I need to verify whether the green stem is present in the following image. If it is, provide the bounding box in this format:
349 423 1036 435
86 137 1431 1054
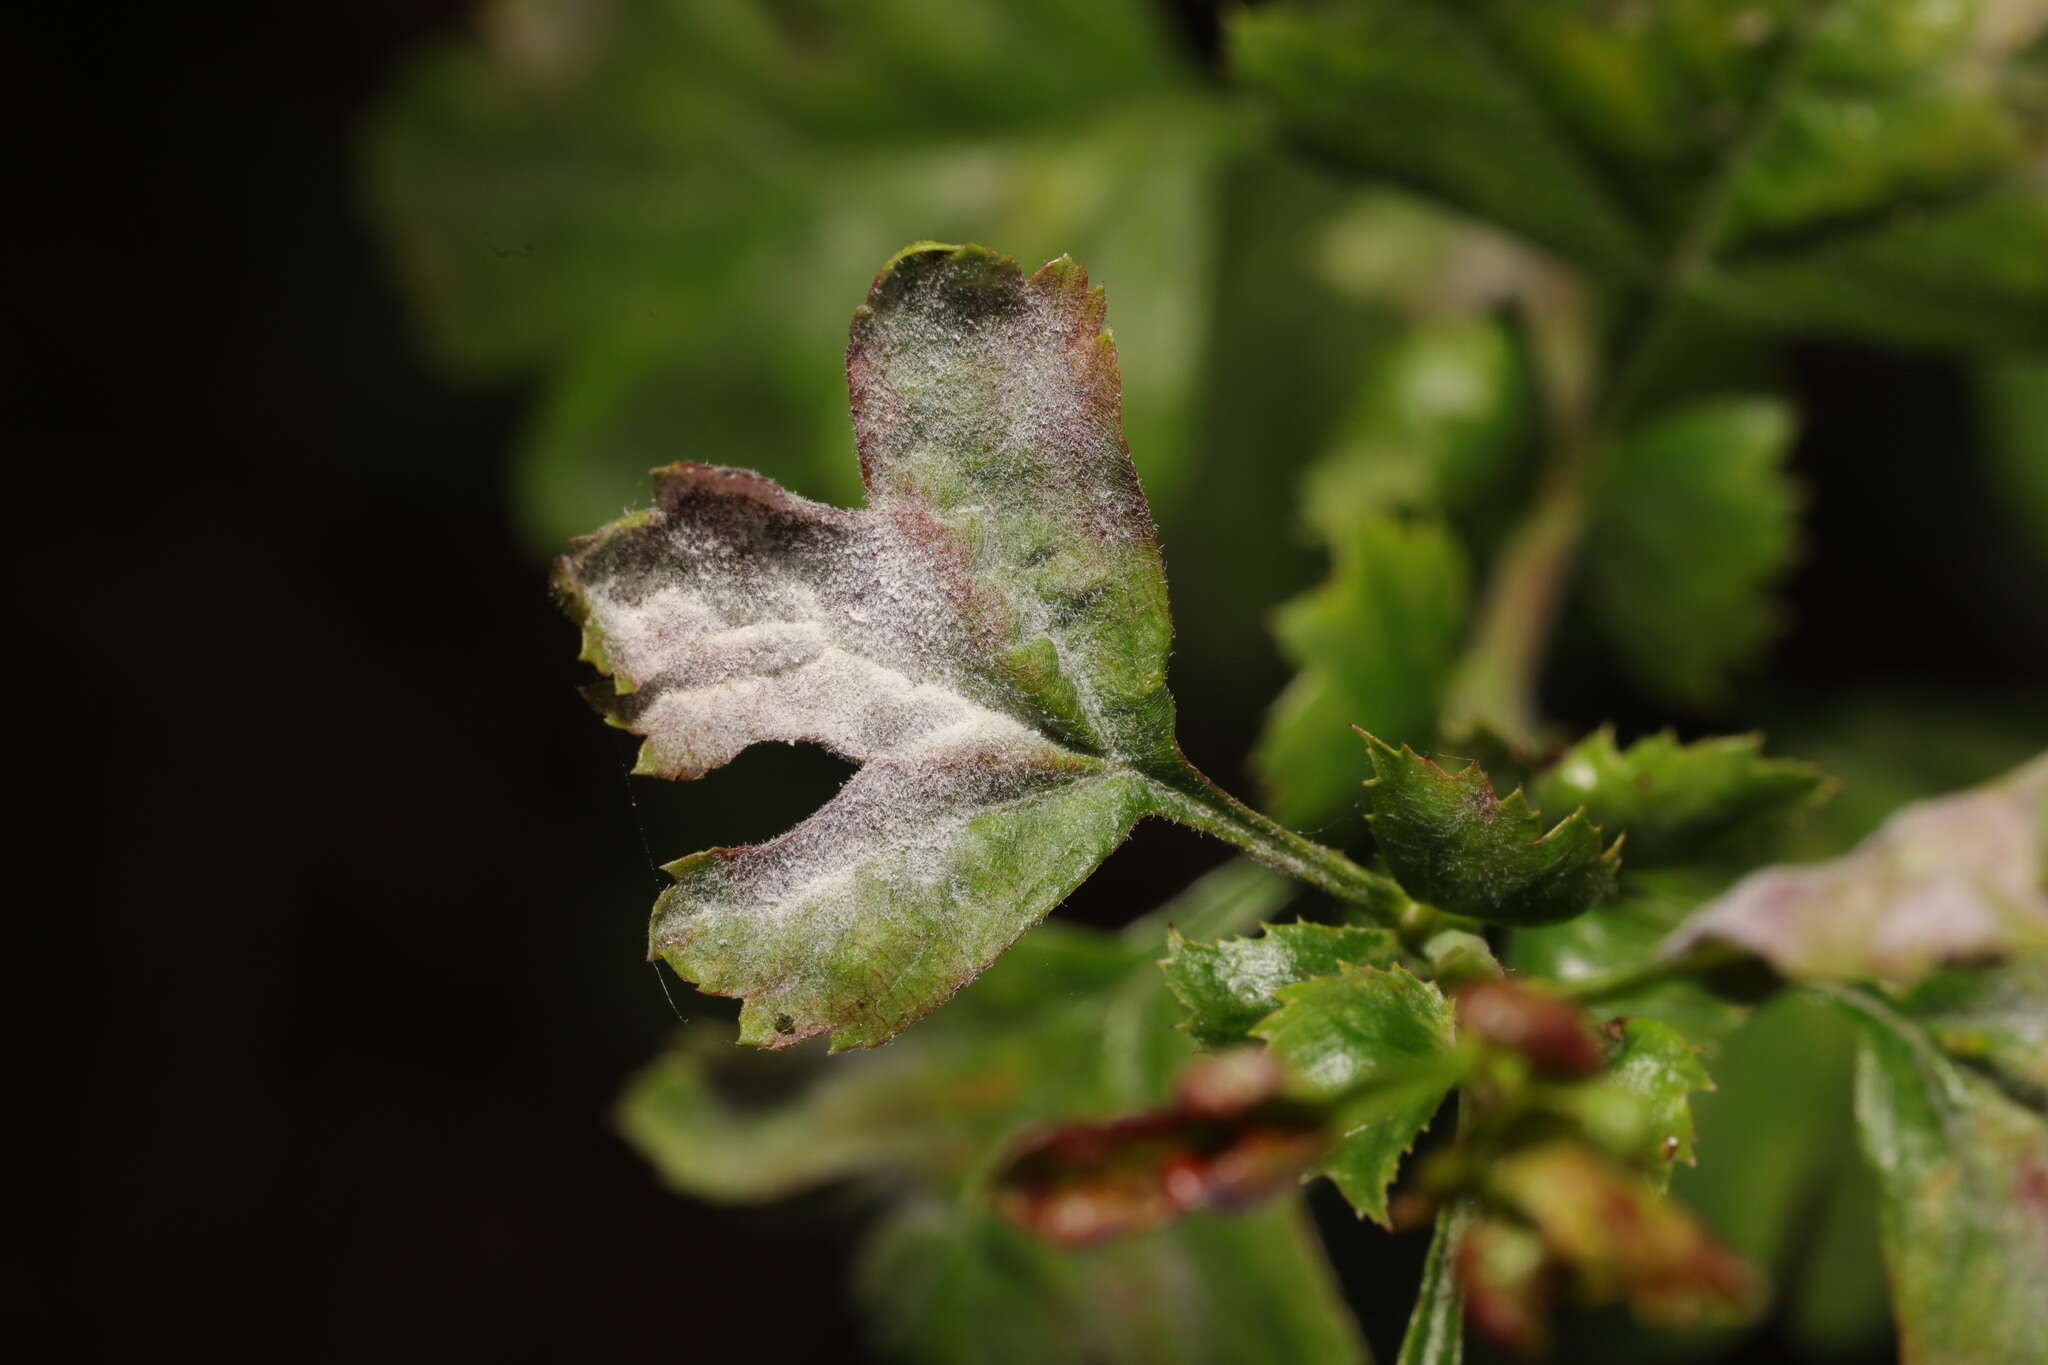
1147 762 1423 931
1441 477 1588 749
1397 1201 1473 1365
1441 16 1826 749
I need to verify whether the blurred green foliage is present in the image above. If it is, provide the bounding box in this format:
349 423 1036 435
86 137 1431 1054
368 2 2048 1362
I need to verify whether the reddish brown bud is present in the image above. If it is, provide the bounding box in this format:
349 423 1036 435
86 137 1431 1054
993 1050 1327 1246
1456 978 1606 1078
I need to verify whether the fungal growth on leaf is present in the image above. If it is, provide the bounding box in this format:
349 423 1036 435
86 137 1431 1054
555 244 1389 1052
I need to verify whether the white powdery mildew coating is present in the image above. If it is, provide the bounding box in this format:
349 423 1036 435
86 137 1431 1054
581 469 1048 779
1666 753 2048 981
849 249 1170 753
558 248 1183 1043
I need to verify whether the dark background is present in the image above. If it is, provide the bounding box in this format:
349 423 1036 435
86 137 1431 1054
25 4 2044 1362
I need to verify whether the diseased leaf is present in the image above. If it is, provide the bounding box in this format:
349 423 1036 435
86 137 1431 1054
993 1050 1328 1245
1599 1018 1715 1186
1161 921 1401 1049
860 1198 1367 1365
1398 1202 1472 1365
1233 0 2048 347
559 244 1279 1049
1481 1141 1763 1337
1364 733 1621 926
1254 964 1462 1223
1893 957 2048 1105
1532 728 1828 866
1584 398 1802 708
1664 753 2048 985
1832 987 2048 1365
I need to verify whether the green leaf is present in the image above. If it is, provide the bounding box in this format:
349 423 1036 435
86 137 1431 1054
622 862 1368 1365
618 1027 928 1202
1162 922 1402 1049
1363 733 1621 926
1531 728 1828 866
1977 352 2048 560
366 0 1227 548
1599 1018 1715 1186
1228 1 1647 269
1832 987 2048 1365
616 862 1291 1204
1397 1203 1471 1365
1255 518 1472 833
1510 869 1750 1045
1665 752 2048 985
1584 398 1802 708
1233 0 2048 347
859 1198 1366 1365
1295 318 1536 535
1254 964 1460 1223
1253 319 1533 830
557 244 1248 1049
1894 957 2048 1105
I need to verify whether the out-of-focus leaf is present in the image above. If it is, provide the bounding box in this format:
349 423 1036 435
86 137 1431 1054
1832 987 2048 1365
1584 398 1801 709
616 862 1293 1202
1398 1202 1472 1365
1649 993 1892 1362
1254 964 1461 1223
1894 957 2048 1104
1364 733 1621 926
1706 188 2048 349
1455 1215 1555 1357
367 0 1228 547
1664 753 2048 985
1233 0 2048 348
1228 1 1647 269
1532 728 1828 866
859 1197 1366 1365
1255 320 1535 831
1481 1142 1764 1338
1598 1018 1714 1186
993 1050 1328 1245
619 1029 927 1201
1454 978 1607 1080
1510 870 1749 1045
1161 921 1400 1049
1255 519 1471 835
1297 319 1535 534
622 861 1366 1363
1978 352 2048 558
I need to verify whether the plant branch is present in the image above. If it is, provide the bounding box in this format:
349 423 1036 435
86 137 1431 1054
1147 762 1426 932
1441 15 1828 750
